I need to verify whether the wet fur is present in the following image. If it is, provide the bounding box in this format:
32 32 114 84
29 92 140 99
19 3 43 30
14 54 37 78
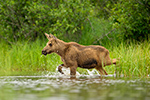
42 33 117 78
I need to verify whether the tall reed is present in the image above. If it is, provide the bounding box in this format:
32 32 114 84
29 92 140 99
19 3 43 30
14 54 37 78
105 41 150 77
0 40 62 76
0 39 149 77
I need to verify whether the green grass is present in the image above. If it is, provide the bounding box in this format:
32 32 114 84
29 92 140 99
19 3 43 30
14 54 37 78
0 39 150 77
0 39 62 76
105 40 150 77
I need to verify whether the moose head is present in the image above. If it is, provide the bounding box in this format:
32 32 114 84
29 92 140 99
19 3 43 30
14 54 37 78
42 33 58 55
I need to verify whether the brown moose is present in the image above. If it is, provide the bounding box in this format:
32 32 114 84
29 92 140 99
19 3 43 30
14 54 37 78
42 33 117 78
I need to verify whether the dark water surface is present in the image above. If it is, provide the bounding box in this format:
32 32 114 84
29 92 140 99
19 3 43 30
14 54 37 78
0 75 150 100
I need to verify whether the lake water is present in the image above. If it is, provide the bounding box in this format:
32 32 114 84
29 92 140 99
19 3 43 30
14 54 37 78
0 69 150 100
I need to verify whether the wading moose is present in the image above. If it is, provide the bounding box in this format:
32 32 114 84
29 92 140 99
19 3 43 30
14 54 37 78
42 33 117 78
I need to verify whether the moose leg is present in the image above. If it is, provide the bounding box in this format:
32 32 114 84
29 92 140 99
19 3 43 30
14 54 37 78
70 66 77 79
96 67 108 75
57 57 66 74
102 67 108 75
58 64 64 74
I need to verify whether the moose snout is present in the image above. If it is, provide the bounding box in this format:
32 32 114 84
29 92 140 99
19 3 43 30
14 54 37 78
42 50 47 55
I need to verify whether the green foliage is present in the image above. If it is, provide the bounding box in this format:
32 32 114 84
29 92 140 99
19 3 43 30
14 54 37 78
0 0 93 42
0 0 149 42
90 0 117 18
79 18 116 46
109 0 150 40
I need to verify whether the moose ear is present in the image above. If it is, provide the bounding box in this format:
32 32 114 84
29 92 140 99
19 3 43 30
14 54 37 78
50 34 57 40
45 33 51 39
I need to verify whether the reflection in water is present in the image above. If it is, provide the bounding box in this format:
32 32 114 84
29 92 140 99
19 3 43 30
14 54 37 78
0 71 150 100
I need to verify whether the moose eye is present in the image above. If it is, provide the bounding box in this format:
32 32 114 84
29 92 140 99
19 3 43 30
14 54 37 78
49 43 52 46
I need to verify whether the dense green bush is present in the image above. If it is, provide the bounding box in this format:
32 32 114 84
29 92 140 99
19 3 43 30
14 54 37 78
90 0 117 19
109 0 150 41
0 0 149 43
0 0 93 42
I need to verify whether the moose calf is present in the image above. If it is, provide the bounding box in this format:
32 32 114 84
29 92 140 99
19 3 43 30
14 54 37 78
42 33 117 78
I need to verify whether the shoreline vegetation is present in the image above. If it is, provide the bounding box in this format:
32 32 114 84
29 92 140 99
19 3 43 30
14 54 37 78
0 39 149 77
0 0 150 78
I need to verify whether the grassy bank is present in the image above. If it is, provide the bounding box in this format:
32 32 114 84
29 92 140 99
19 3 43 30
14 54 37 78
0 40 62 76
105 40 150 77
0 39 149 77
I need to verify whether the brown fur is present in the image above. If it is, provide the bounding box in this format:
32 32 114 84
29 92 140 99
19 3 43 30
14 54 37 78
42 33 117 78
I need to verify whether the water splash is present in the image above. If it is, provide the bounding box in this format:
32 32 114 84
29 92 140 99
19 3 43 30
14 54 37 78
54 66 117 78
40 65 117 78
86 69 99 75
55 66 81 76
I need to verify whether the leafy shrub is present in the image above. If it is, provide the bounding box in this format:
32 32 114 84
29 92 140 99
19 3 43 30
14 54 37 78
109 0 150 41
1 0 149 43
0 0 93 42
